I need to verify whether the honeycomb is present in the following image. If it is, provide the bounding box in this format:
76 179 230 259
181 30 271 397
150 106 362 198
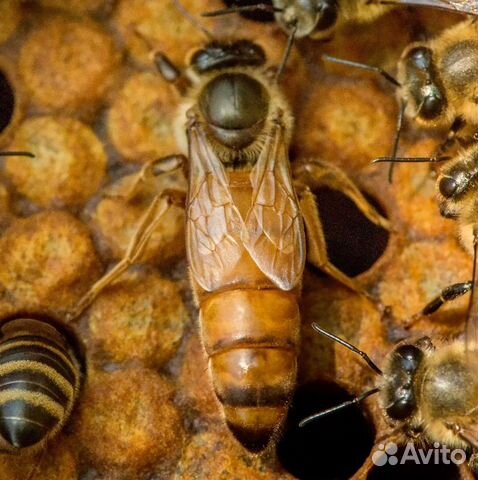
0 1 474 479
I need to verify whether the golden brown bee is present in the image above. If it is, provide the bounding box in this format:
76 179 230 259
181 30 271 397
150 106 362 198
369 22 478 302
375 139 478 260
395 20 478 140
69 34 388 452
300 282 478 471
204 0 478 43
358 22 478 311
0 316 82 454
436 143 478 253
327 19 478 181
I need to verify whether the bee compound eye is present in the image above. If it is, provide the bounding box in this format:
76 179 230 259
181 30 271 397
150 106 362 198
316 1 338 30
386 388 416 420
406 46 432 71
439 176 458 198
395 345 423 373
420 94 443 120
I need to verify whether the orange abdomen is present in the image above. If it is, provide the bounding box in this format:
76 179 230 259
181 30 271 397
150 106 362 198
200 288 300 451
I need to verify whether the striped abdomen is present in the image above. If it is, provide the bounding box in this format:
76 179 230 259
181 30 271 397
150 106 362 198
200 289 300 452
0 318 81 452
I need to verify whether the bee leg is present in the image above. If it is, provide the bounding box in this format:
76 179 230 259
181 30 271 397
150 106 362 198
293 159 390 230
404 281 472 328
297 185 374 299
434 117 466 158
113 154 186 202
422 282 472 315
66 189 186 322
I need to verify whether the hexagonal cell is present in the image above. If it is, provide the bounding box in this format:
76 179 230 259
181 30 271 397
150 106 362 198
0 210 102 316
5 116 107 209
277 381 375 480
314 187 390 277
0 58 24 148
19 16 121 116
0 2 473 479
87 269 189 368
74 368 185 476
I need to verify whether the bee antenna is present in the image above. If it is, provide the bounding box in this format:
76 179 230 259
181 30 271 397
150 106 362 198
465 227 478 354
172 0 214 40
0 151 34 158
275 21 297 82
322 54 401 88
387 99 406 183
372 156 450 164
299 387 380 427
202 4 284 17
311 323 383 375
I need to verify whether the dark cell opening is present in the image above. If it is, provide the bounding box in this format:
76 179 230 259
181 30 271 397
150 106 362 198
314 187 389 277
223 0 275 22
368 445 461 480
0 70 14 134
277 381 375 480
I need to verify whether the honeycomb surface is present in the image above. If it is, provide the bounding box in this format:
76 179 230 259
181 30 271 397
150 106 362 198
0 1 473 479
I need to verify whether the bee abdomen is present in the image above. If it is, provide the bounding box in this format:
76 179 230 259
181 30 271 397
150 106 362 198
212 347 297 451
201 289 300 451
0 318 81 451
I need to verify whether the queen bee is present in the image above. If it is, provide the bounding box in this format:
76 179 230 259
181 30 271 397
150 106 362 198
69 29 388 451
204 0 478 45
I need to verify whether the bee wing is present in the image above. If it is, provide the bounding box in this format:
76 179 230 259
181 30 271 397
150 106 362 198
244 117 306 290
383 0 478 15
186 120 245 292
466 240 478 358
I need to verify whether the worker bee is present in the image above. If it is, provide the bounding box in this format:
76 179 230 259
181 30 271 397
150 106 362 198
327 19 478 181
375 142 478 316
300 267 478 472
0 152 85 456
436 143 478 255
68 24 388 451
367 20 478 304
0 315 83 454
203 0 478 44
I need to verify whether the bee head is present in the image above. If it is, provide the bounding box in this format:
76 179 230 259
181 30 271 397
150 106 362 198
382 339 431 421
276 0 338 38
437 148 478 218
189 40 270 149
400 46 447 122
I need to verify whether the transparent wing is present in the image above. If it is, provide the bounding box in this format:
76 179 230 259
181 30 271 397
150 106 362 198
383 0 478 15
466 237 478 361
244 116 306 291
186 120 245 292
